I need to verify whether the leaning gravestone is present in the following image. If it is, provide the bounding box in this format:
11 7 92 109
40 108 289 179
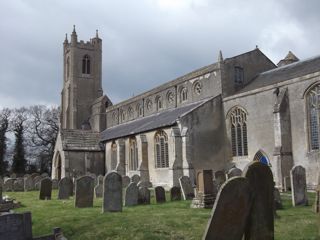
125 182 139 206
243 161 274 240
122 176 130 188
290 165 308 206
131 174 140 184
75 176 94 208
58 177 73 199
103 172 122 212
170 186 181 201
95 183 103 198
203 177 253 240
138 187 150 204
24 176 34 191
155 186 166 203
179 176 195 200
215 170 226 189
39 178 52 200
227 167 242 178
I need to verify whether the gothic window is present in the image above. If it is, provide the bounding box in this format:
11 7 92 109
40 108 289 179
234 66 244 87
167 91 174 104
146 99 153 111
111 142 117 170
180 87 188 103
82 55 91 74
193 81 202 95
155 130 169 168
229 107 248 156
156 96 163 111
120 110 126 122
136 104 143 117
129 137 139 171
307 84 320 150
128 107 134 120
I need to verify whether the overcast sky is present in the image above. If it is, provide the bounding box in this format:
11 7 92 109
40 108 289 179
0 0 320 108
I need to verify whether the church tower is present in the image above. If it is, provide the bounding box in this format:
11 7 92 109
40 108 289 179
61 26 103 129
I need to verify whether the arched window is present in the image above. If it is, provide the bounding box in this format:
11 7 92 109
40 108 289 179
306 84 320 150
66 57 70 79
120 110 125 122
128 107 134 120
156 96 163 111
111 142 117 170
253 150 269 166
82 55 91 74
229 107 248 156
155 130 169 168
193 81 202 95
180 87 188 103
136 104 143 117
129 137 138 171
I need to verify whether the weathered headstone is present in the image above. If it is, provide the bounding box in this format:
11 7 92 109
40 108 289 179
138 187 150 204
24 176 34 191
3 178 15 192
122 176 130 188
52 179 59 189
227 167 242 178
58 177 73 199
191 170 215 208
131 174 140 184
215 170 226 189
155 186 166 203
170 186 181 201
0 212 32 240
179 176 195 200
103 172 122 212
39 178 52 200
13 178 24 192
75 176 94 208
243 161 274 240
290 165 308 206
95 183 103 198
203 177 253 240
125 182 139 206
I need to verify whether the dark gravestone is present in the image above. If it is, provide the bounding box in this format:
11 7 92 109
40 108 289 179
170 186 181 201
103 172 122 212
155 186 166 203
227 167 242 178
122 176 130 188
243 161 274 240
0 212 32 240
131 174 140 184
191 170 215 208
215 170 226 189
179 176 195 200
138 187 150 204
39 178 52 200
290 165 308 206
75 176 94 208
58 177 73 200
125 182 139 206
203 177 253 240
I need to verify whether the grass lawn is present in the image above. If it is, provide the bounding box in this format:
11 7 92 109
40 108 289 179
3 190 320 240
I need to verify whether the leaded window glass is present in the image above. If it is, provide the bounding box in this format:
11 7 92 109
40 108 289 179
230 107 248 156
307 84 320 150
155 130 169 168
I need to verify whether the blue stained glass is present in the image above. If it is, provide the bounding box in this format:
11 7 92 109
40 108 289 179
260 156 269 165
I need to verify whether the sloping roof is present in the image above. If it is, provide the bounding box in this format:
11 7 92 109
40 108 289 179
61 129 102 151
238 55 320 94
100 99 211 142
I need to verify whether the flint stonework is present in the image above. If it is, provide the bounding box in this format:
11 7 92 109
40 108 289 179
75 176 94 208
103 172 122 212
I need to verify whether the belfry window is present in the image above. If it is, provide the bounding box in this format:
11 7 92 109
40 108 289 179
180 87 188 103
82 55 91 74
307 84 320 150
155 130 169 168
229 107 248 156
129 137 139 171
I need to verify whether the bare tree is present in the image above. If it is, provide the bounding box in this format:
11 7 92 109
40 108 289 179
0 108 11 175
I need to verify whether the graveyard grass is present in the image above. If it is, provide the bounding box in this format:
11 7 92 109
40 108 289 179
4 191 320 240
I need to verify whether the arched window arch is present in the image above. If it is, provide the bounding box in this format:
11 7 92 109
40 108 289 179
253 150 270 166
155 130 169 168
82 55 91 74
229 107 248 156
180 87 188 103
129 137 138 171
111 141 117 170
156 96 163 111
306 83 320 150
66 57 70 79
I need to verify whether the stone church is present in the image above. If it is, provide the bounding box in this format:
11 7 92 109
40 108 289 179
52 27 320 190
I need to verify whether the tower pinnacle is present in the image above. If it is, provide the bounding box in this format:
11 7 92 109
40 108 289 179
96 29 99 38
218 50 223 62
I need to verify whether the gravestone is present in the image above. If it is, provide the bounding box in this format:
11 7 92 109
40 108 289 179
215 170 226 189
137 181 152 188
131 174 140 184
13 178 24 192
95 183 103 198
313 185 320 213
58 177 73 199
138 187 151 204
39 178 52 200
243 161 274 240
0 212 32 240
290 165 308 206
125 182 139 206
227 167 242 178
274 187 283 210
103 172 122 212
87 173 97 185
24 176 34 191
179 176 195 200
122 176 130 188
155 186 166 203
3 178 15 192
75 176 94 208
52 179 59 189
203 177 253 240
191 170 215 208
41 172 49 178
34 176 42 186
170 186 181 201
